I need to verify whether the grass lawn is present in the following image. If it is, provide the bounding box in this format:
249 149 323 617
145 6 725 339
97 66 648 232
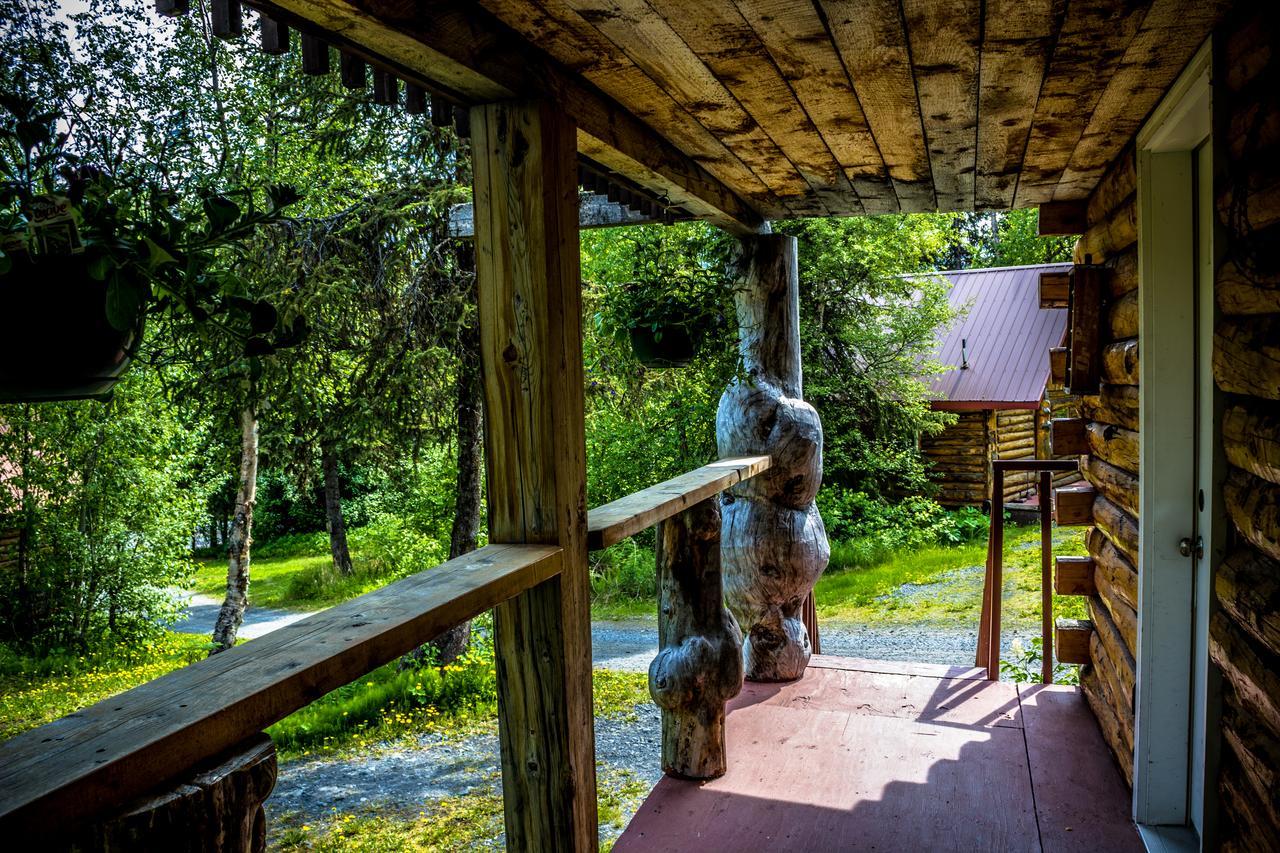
815 523 1089 631
190 554 377 612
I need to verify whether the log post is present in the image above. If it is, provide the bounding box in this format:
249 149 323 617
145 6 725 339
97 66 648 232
650 496 744 779
79 735 276 852
717 234 830 682
471 99 596 851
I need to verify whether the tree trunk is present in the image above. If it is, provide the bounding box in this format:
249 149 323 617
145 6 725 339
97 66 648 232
212 408 259 654
429 319 483 665
321 442 354 576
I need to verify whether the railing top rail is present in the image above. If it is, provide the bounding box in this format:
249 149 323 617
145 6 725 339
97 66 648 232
0 543 563 839
586 455 771 551
991 458 1080 473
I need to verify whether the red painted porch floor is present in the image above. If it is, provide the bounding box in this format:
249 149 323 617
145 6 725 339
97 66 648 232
614 655 1141 852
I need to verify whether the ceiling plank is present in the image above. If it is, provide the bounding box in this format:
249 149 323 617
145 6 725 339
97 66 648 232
901 0 982 212
731 0 897 214
1055 0 1231 199
974 0 1062 210
1012 0 1150 207
255 0 765 232
477 0 784 215
645 0 859 216
559 0 826 215
819 0 935 212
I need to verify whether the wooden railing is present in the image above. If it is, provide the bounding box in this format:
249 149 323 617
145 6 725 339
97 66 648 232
975 458 1080 682
0 544 562 840
0 456 770 843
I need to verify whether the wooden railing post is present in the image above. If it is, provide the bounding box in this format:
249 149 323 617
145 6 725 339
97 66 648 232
471 99 597 851
650 496 743 779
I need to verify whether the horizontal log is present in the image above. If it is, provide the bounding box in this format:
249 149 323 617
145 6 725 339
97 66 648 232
1082 384 1138 432
1107 291 1138 341
996 440 1035 455
1055 618 1092 665
1087 526 1138 613
1220 684 1280 839
1224 404 1280 486
1094 574 1137 659
1220 739 1280 849
1075 195 1136 264
1218 255 1280 315
1107 247 1138 298
1086 422 1138 475
1215 315 1280 401
1093 495 1139 565
1089 596 1135 705
1050 418 1088 456
1217 162 1280 234
587 456 770 550
1054 556 1095 596
1101 339 1138 386
1054 484 1096 526
1211 609 1280 737
1216 545 1280 658
1080 664 1133 786
1082 455 1138 518
0 543 564 838
1040 271 1070 308
1223 8 1277 93
1224 466 1280 563
1087 152 1136 228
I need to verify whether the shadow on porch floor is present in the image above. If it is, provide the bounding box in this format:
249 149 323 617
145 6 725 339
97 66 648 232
614 655 1140 852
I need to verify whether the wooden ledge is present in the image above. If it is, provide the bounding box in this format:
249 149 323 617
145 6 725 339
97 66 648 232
0 543 562 840
587 456 771 550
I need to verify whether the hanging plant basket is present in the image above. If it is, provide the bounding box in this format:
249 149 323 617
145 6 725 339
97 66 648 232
0 251 143 402
629 324 697 368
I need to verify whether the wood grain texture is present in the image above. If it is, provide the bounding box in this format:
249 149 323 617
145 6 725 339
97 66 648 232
1054 483 1096 525
1211 609 1280 738
650 497 744 779
1067 264 1104 395
1054 556 1095 596
1082 383 1139 432
901 0 981 211
975 0 1061 209
1037 201 1087 236
1224 404 1280 486
1055 618 1092 665
471 100 596 851
1087 526 1138 613
0 544 562 840
1215 315 1280 400
1049 417 1087 455
731 0 895 213
1218 254 1280 315
587 456 770 550
1082 455 1138 518
820 0 934 209
1093 493 1139 565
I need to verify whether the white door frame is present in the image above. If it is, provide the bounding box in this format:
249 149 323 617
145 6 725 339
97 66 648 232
1133 39 1213 842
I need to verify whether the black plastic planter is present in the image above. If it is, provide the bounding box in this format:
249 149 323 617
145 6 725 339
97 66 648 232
0 254 142 402
629 324 697 368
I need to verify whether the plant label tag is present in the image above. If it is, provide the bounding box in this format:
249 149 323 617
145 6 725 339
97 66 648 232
27 194 83 256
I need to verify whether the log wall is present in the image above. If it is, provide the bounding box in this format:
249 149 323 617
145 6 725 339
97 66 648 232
1072 143 1140 783
922 406 1050 507
1212 8 1280 849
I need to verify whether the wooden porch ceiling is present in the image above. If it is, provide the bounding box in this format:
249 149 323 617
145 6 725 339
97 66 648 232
256 0 1229 229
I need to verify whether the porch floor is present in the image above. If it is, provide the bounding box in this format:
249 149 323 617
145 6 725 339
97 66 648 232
614 655 1140 852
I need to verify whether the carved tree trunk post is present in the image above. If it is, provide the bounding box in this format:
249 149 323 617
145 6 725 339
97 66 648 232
649 495 743 779
717 234 830 682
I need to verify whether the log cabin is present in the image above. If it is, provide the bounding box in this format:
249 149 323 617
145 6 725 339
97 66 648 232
920 263 1079 507
0 1 1276 851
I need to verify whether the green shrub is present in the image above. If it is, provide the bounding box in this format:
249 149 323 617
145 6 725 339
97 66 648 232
590 539 656 617
1000 636 1081 685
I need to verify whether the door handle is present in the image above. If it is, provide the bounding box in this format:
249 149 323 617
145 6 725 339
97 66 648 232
1179 536 1204 559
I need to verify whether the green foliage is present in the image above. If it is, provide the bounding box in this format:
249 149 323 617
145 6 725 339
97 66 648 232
0 371 213 654
818 488 988 552
590 539 658 620
1000 636 1081 685
0 631 209 740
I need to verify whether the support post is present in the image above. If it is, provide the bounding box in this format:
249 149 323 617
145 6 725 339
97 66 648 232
650 496 743 779
471 99 597 851
717 235 830 682
1040 470 1053 684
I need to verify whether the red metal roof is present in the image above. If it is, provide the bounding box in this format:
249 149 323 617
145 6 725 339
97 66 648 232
922 263 1071 409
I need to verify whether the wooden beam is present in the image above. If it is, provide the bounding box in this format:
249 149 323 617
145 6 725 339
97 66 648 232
1054 483 1097 525
252 0 763 234
1039 270 1070 308
1049 417 1088 455
587 456 771 551
0 544 562 841
1038 200 1088 235
471 99 597 850
1054 555 1097 596
1055 618 1093 664
449 192 671 238
1068 263 1105 395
